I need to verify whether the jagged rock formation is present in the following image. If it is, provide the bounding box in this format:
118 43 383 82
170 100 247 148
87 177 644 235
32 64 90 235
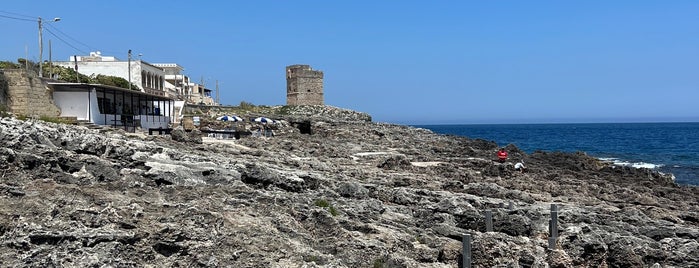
0 112 697 267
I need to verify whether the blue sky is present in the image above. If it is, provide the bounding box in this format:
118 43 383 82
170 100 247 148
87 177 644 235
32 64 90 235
1 1 698 124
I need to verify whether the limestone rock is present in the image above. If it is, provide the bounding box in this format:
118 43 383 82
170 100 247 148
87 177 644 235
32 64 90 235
0 114 697 267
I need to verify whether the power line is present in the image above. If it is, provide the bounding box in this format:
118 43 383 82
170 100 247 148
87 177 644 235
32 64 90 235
1 10 96 58
44 27 88 55
0 10 34 19
44 23 95 52
42 21 125 56
0 13 34 22
1 10 125 58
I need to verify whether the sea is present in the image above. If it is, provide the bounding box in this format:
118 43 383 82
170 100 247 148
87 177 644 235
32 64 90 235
414 122 699 187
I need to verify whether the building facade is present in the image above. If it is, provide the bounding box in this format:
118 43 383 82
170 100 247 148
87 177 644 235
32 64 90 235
54 52 215 106
286 64 323 106
54 52 166 96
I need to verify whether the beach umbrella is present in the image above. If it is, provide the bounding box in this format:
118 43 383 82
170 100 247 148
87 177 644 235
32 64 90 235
253 117 276 123
217 115 243 122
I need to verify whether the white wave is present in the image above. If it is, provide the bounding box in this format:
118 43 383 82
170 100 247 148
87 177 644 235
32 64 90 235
597 157 663 169
615 160 663 169
628 162 663 169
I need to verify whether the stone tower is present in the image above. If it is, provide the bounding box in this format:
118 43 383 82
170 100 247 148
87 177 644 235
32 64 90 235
286 64 323 106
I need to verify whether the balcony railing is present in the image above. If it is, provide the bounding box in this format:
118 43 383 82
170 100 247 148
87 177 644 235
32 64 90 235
143 87 165 96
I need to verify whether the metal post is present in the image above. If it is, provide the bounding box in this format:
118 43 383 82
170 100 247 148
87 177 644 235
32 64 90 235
549 204 558 249
38 17 43 77
128 50 132 91
462 234 471 268
485 209 493 232
88 88 91 123
113 89 117 128
73 55 79 83
38 17 60 77
48 40 52 79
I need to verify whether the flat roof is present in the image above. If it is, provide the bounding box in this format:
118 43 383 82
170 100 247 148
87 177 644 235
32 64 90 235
48 82 174 100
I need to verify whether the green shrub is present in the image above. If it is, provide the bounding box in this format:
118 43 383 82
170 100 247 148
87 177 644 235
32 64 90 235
314 199 330 208
303 255 318 262
373 258 384 268
93 74 139 90
239 101 256 110
314 199 338 216
49 65 92 83
277 105 292 115
0 104 9 117
39 116 73 124
0 61 20 69
328 206 338 216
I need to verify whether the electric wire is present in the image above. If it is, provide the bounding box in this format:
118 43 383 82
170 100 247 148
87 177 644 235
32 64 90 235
0 10 33 18
0 13 34 22
3 10 129 59
0 10 34 19
44 23 95 53
44 27 89 55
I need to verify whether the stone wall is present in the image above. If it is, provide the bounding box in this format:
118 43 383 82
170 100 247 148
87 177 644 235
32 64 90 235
286 64 324 106
0 69 61 117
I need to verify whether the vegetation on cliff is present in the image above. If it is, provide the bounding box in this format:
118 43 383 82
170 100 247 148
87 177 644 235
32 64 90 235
1 59 139 90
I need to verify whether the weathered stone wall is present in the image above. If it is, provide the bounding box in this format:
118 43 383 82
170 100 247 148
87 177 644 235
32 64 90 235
286 64 324 106
0 69 61 117
0 71 7 108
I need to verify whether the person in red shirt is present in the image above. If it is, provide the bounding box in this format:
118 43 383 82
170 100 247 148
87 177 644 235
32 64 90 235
497 148 508 163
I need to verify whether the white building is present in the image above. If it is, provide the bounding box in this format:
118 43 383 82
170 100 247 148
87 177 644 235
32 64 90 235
153 63 216 105
152 63 189 99
54 51 166 96
49 82 174 131
53 52 216 124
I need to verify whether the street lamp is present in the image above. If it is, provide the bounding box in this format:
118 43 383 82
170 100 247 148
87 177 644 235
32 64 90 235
38 17 61 77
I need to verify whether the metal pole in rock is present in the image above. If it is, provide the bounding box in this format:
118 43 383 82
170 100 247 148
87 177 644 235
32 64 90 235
548 204 558 249
485 209 493 232
462 234 471 268
508 201 513 210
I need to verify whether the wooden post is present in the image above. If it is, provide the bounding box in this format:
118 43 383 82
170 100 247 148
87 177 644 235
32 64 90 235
549 204 558 249
462 234 471 268
485 209 493 232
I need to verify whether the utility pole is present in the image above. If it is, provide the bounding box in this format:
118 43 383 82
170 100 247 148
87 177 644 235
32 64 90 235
48 40 52 79
74 55 79 83
38 17 60 77
38 17 43 77
128 50 132 90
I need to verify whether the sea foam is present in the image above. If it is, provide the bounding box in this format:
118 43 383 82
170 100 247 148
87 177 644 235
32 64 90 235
599 157 663 169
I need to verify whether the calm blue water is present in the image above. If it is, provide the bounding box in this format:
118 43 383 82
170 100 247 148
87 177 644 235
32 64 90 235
415 123 699 186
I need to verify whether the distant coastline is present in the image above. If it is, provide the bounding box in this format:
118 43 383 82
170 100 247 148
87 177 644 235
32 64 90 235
397 117 699 126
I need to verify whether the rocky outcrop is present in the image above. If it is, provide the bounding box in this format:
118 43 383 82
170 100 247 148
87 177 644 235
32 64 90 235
170 126 203 144
0 114 697 267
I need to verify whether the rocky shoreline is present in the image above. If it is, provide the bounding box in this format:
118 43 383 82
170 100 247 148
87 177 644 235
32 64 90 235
0 108 697 267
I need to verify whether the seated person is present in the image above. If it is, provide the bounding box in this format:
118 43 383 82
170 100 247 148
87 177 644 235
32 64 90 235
497 148 508 163
514 161 527 173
